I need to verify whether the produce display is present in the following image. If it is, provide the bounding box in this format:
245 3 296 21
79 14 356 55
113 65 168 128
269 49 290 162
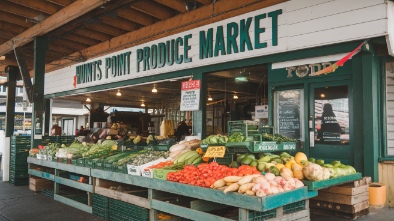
200 134 228 145
166 162 260 187
261 133 297 143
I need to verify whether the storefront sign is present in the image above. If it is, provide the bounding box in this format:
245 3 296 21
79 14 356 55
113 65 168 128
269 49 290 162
255 105 268 118
180 80 200 111
204 146 226 158
286 62 332 78
73 9 283 88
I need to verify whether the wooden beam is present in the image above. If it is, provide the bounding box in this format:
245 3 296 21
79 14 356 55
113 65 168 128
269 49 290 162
131 1 175 20
85 22 126 37
74 28 113 42
196 0 212 5
51 38 90 51
117 7 157 26
63 33 101 46
14 46 34 102
9 0 62 15
0 11 34 28
0 1 44 19
46 0 74 7
0 0 107 56
0 21 27 35
45 0 287 72
100 15 140 32
155 0 187 13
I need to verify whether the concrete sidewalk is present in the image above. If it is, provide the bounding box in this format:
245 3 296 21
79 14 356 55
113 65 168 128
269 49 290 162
1 177 394 221
0 180 103 221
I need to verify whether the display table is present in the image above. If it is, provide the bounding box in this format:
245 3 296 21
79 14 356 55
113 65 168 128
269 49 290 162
28 157 317 221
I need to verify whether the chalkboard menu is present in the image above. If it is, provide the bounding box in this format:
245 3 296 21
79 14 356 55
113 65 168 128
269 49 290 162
277 90 301 139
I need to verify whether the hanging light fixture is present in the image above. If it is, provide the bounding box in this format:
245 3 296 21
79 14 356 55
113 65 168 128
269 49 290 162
152 84 157 93
208 95 213 101
86 97 91 102
141 101 145 107
116 89 121 96
233 94 238 99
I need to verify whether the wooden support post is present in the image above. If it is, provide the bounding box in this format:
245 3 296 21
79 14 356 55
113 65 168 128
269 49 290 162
5 66 18 137
31 36 48 147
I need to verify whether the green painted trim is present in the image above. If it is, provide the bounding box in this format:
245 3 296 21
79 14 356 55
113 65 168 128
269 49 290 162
54 176 93 192
361 51 379 182
54 194 92 214
27 157 91 176
192 72 206 138
379 157 394 161
28 169 55 181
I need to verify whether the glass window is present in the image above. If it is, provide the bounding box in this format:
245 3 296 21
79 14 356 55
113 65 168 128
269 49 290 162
274 89 304 140
314 85 349 145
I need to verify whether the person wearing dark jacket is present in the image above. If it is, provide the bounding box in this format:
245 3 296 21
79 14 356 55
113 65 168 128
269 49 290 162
318 103 342 142
175 119 189 141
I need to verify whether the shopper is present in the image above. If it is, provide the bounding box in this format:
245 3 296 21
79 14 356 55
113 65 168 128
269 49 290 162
50 123 61 136
175 119 189 141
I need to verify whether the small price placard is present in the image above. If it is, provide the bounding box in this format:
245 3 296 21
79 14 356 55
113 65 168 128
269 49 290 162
203 146 226 158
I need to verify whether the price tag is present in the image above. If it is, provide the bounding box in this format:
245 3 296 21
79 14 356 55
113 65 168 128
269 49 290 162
203 146 226 158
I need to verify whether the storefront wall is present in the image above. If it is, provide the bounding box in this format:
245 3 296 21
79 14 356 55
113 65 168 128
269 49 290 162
42 0 389 181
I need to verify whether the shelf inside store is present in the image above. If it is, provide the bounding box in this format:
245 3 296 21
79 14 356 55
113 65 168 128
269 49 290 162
27 157 90 176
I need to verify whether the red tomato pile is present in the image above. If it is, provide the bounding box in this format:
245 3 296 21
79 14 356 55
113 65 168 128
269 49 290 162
166 162 260 188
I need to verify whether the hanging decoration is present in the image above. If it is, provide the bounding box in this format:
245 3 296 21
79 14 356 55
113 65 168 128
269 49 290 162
312 40 368 76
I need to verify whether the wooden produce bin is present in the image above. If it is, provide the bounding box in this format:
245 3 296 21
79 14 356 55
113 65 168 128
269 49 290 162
29 176 54 192
310 177 371 220
94 178 150 209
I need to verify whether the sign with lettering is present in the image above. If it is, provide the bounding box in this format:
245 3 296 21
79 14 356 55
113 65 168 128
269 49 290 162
255 105 269 118
180 80 200 111
203 146 226 158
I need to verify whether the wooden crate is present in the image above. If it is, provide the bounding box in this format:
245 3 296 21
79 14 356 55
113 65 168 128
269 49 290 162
378 162 394 207
310 177 370 219
94 178 150 209
29 176 54 192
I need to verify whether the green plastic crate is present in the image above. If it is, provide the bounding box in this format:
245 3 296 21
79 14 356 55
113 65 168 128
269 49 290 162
109 198 149 221
248 208 276 221
283 200 305 214
77 158 85 166
9 177 29 186
95 160 105 170
70 159 78 165
92 193 109 219
61 193 89 205
104 162 114 171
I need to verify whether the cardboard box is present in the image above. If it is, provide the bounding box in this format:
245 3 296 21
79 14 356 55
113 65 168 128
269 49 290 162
29 177 53 186
29 183 53 192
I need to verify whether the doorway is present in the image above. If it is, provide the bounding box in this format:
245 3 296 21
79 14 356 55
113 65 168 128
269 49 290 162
309 83 352 165
273 81 353 165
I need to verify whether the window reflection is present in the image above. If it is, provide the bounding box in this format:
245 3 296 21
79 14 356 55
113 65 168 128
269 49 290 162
314 86 349 145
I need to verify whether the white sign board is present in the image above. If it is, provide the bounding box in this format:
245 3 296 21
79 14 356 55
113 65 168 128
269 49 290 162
180 80 200 111
255 105 269 118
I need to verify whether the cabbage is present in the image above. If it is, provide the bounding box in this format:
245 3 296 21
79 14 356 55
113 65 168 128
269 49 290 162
302 162 324 181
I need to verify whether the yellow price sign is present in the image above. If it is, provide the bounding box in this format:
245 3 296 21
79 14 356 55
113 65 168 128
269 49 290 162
203 146 226 158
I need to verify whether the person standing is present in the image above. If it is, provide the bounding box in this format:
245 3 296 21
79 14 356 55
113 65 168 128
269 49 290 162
51 123 61 136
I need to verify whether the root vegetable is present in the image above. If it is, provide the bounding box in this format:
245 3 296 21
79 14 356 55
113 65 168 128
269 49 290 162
280 168 294 181
253 176 266 183
264 173 275 181
245 190 256 196
238 183 255 193
212 179 226 188
223 183 240 194
238 174 261 185
223 176 243 183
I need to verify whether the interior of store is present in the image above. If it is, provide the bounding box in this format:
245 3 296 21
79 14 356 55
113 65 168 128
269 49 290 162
52 64 268 138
